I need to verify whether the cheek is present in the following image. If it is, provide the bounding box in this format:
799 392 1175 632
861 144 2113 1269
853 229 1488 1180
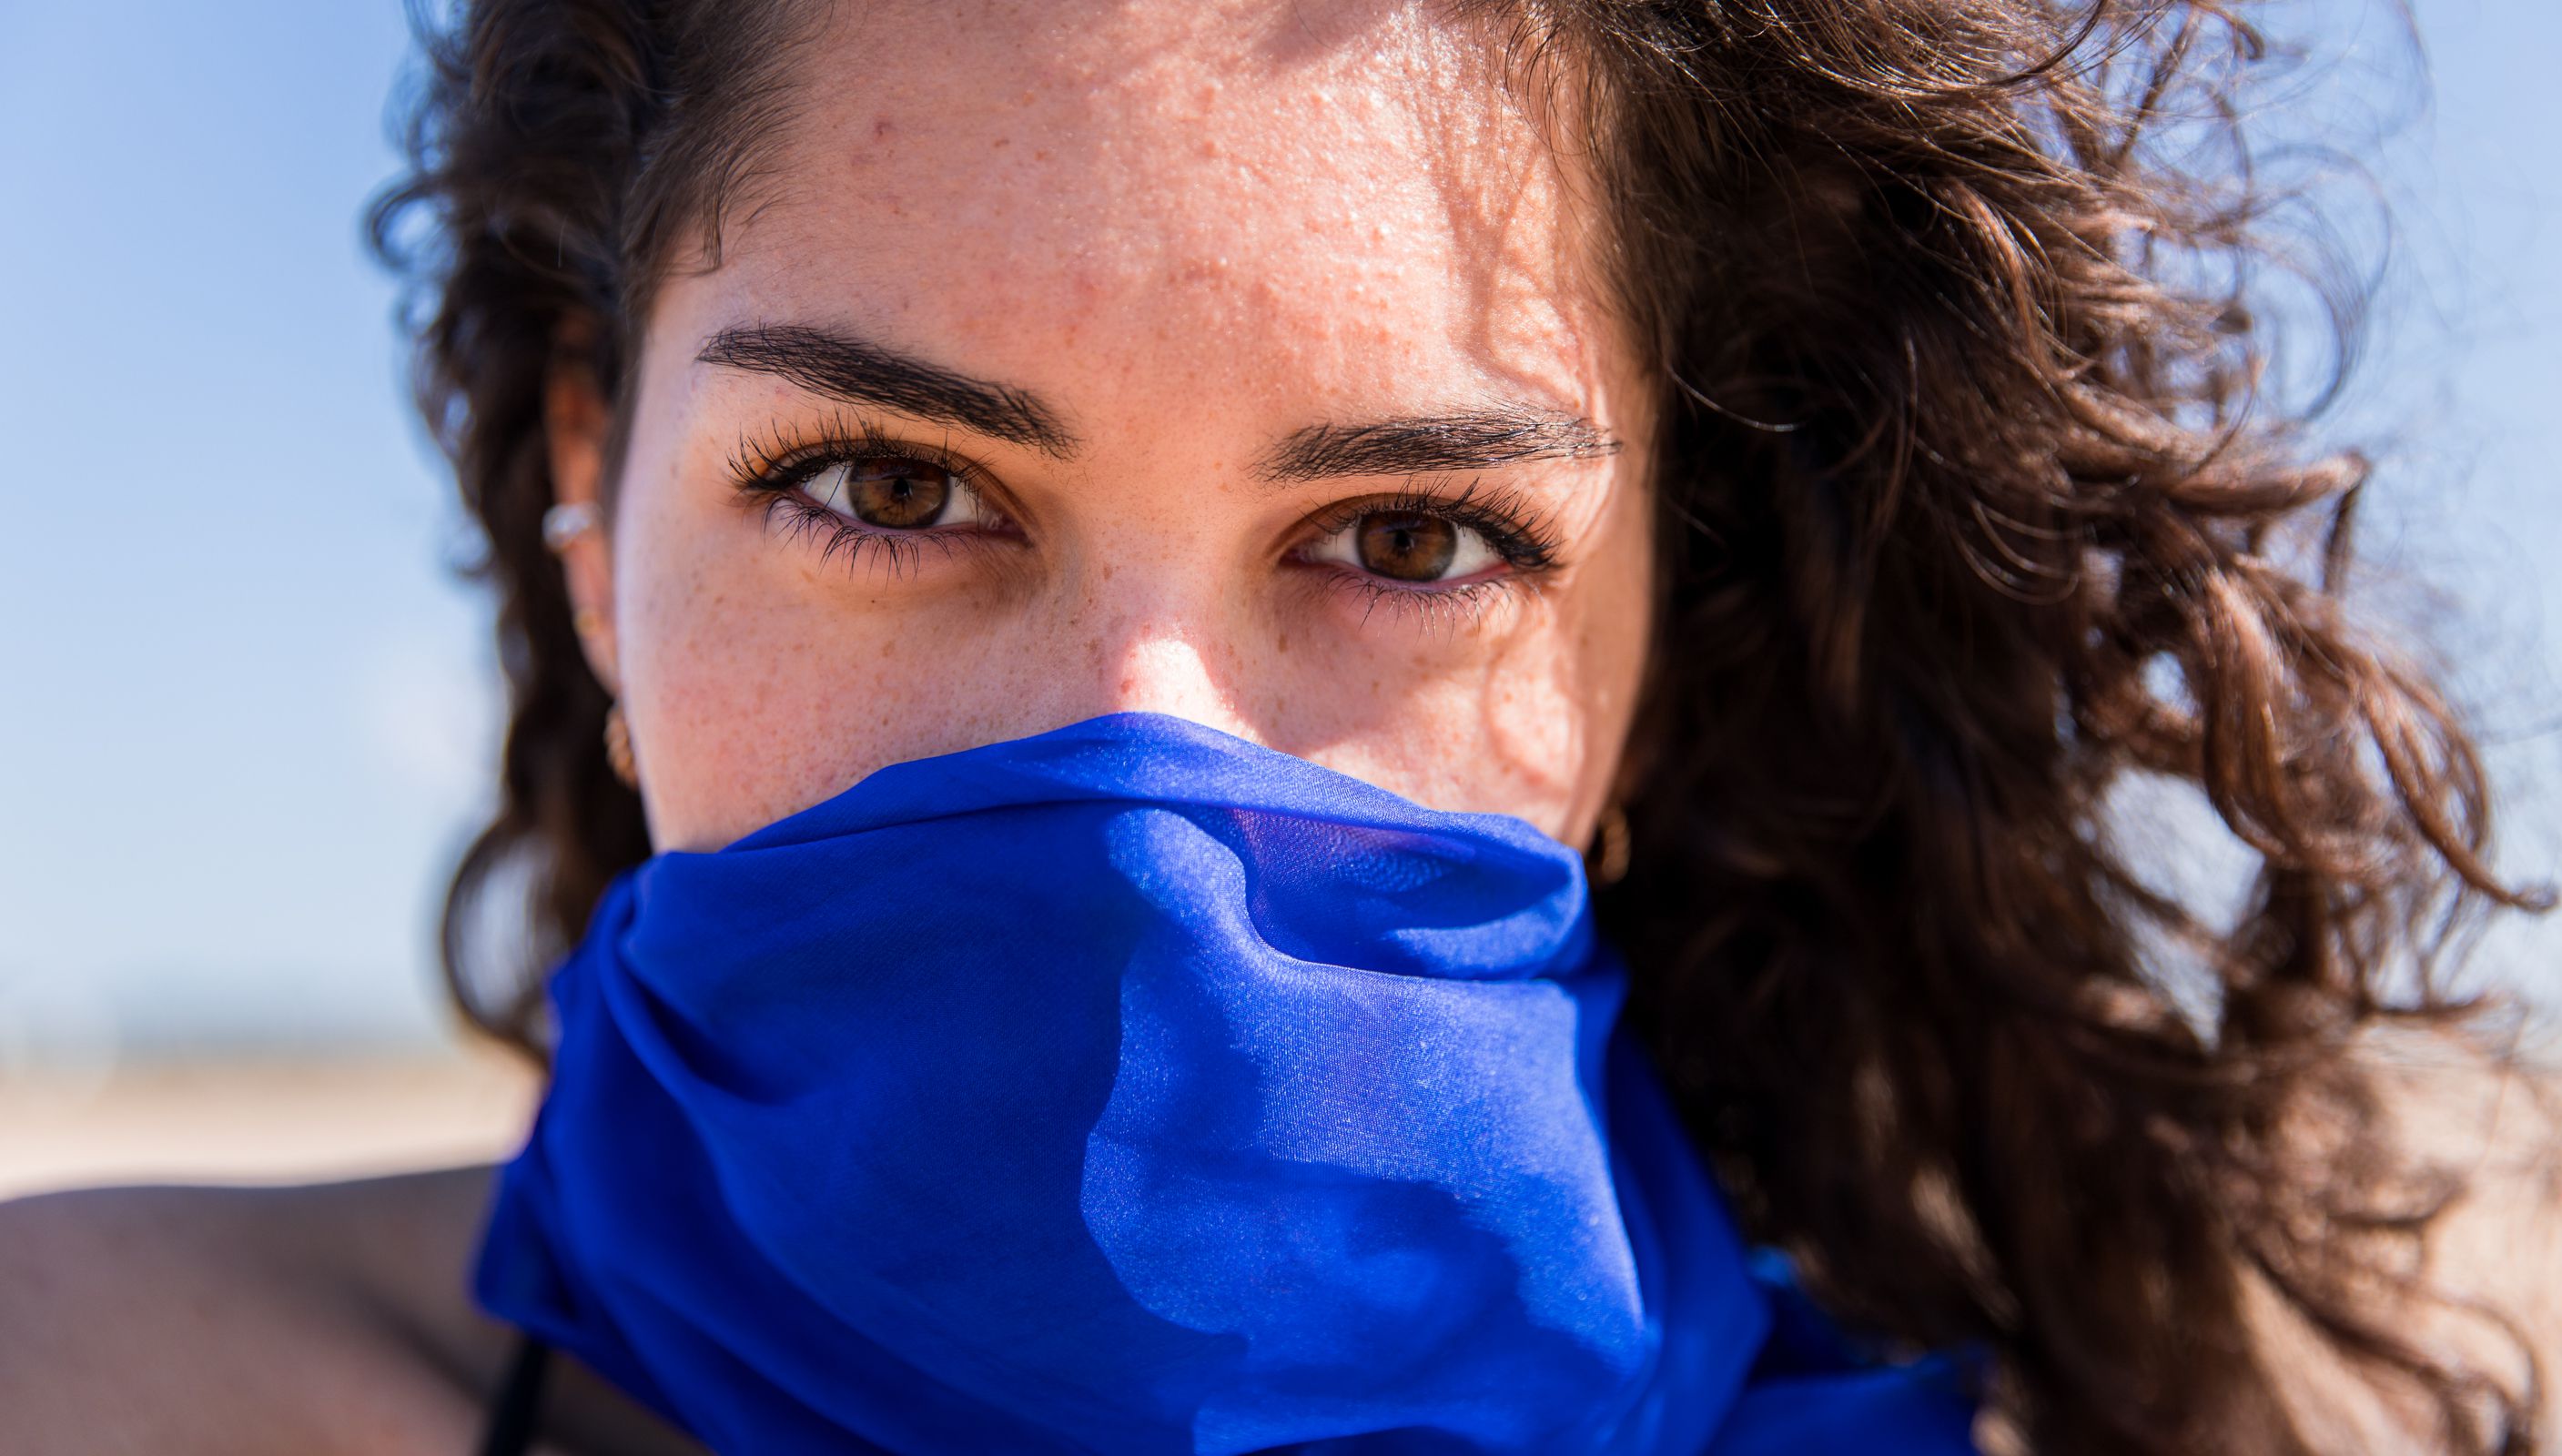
608 453 933 851
1289 490 1654 844
1566 491 1655 818
613 521 839 853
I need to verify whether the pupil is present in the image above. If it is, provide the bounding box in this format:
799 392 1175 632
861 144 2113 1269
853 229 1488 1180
1355 511 1457 581
848 464 951 529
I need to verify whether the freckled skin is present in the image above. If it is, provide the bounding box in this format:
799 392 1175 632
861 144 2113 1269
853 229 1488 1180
552 0 1656 855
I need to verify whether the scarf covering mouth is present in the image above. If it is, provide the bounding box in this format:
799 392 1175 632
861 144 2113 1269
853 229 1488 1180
473 711 1980 1454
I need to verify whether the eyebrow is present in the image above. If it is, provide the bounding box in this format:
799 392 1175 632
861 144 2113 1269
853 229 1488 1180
698 323 1616 481
1255 409 1620 483
695 324 1080 458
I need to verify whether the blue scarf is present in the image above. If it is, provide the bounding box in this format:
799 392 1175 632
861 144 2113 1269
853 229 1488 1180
474 712 1979 1454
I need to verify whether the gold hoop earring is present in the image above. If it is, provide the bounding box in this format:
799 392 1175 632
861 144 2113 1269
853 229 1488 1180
1586 804 1631 888
603 703 639 789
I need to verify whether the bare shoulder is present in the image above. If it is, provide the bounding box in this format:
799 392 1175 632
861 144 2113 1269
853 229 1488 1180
0 1168 515 1456
2305 1036 2562 1445
2387 1034 2562 1378
2263 1030 2562 1445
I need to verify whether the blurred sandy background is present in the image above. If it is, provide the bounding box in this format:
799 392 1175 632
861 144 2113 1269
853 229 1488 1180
0 1048 538 1200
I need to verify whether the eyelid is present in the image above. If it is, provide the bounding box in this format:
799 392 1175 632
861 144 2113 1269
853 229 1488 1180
1291 479 1565 576
724 410 1008 509
804 459 1003 535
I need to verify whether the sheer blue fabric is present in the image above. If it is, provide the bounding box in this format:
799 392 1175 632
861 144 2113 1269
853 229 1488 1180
473 711 1979 1454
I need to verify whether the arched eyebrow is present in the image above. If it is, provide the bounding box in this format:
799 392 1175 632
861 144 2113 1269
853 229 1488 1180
698 322 1618 481
1254 410 1619 483
696 324 1080 458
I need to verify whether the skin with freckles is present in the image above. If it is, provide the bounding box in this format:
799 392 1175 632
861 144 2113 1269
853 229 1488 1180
549 0 1656 855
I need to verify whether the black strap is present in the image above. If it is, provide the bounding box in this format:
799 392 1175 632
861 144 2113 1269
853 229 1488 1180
476 1332 553 1456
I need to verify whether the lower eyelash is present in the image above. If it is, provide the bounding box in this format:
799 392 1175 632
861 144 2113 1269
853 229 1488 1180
758 493 1004 581
1315 570 1526 633
1301 480 1565 574
1291 479 1562 631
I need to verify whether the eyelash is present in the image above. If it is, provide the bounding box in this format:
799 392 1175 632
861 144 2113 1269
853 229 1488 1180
724 414 1017 579
724 417 1567 622
1289 480 1563 627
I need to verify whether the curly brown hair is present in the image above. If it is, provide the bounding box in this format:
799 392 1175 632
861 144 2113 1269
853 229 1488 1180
371 1 2549 1451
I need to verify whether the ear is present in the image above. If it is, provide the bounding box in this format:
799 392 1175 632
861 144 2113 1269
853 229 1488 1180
545 359 622 695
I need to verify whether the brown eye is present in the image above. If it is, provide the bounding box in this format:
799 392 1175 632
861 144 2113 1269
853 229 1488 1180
1304 503 1504 586
837 460 949 527
806 458 996 531
1355 511 1460 581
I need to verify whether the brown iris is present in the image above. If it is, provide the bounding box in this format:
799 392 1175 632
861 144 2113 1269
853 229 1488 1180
838 460 953 528
1354 511 1459 581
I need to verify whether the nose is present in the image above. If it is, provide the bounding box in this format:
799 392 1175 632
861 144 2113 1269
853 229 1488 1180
1099 634 1239 726
1052 566 1264 745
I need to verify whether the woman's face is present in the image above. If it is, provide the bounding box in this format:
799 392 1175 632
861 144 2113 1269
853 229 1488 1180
553 0 1656 853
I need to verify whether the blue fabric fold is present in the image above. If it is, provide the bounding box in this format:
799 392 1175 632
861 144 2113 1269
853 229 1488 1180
474 711 1979 1454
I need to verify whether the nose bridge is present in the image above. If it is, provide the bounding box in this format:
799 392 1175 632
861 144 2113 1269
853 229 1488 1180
1069 546 1251 732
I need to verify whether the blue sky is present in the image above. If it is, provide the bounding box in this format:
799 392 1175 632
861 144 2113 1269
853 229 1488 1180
0 1 2556 1057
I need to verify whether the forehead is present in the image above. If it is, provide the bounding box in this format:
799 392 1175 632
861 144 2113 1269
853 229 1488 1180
679 0 1618 430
